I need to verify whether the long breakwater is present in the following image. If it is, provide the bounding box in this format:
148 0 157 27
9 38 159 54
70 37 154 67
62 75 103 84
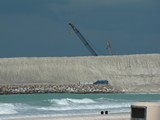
0 54 160 93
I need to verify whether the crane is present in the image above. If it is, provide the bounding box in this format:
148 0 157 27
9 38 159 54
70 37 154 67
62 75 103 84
106 40 113 55
69 23 98 56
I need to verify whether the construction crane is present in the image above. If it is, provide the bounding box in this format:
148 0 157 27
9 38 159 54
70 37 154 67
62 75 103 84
69 23 98 56
106 40 113 55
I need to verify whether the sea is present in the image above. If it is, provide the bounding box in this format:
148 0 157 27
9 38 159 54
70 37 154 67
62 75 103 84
0 93 160 119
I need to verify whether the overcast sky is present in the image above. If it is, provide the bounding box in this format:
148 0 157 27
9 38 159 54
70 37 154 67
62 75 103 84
0 0 160 57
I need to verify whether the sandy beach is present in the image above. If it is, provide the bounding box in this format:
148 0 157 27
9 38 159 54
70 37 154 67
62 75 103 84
9 114 130 120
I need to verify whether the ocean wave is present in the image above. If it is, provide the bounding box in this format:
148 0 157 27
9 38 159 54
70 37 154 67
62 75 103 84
37 102 130 111
0 93 159 119
96 97 131 102
44 97 132 112
49 98 96 105
0 103 18 115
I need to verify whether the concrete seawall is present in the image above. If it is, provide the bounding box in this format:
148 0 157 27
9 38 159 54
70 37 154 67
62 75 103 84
0 54 160 93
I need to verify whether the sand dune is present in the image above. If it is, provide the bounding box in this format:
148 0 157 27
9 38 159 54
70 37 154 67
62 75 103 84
0 54 160 92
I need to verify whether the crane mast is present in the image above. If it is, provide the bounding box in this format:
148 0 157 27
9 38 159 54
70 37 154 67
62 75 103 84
69 23 98 56
106 40 113 55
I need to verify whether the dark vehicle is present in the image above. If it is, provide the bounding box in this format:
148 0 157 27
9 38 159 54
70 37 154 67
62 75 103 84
93 80 109 85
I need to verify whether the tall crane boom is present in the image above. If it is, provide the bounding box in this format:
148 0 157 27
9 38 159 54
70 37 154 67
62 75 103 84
69 23 98 56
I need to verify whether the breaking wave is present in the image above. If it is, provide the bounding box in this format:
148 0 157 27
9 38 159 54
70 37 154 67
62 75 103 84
0 103 18 115
49 98 96 105
1 93 159 119
36 98 131 114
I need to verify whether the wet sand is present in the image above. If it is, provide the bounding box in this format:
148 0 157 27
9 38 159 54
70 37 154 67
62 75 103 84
9 114 130 120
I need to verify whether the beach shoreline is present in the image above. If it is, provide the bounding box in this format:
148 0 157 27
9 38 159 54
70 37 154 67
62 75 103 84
8 113 130 120
1 93 160 120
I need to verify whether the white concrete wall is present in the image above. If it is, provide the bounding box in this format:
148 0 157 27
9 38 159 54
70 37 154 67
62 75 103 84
0 54 160 92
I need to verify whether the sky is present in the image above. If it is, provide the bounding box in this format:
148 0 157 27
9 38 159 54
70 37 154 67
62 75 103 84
0 0 160 57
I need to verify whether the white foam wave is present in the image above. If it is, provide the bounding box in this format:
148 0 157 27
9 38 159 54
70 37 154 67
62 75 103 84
15 103 39 110
49 98 96 105
0 103 18 115
44 97 132 112
37 102 130 111
97 97 132 103
67 98 96 104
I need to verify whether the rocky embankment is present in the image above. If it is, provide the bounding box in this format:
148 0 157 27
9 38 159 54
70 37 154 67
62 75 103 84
0 84 121 95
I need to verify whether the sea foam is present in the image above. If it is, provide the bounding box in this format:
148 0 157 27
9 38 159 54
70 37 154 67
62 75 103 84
0 103 18 115
49 98 96 105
